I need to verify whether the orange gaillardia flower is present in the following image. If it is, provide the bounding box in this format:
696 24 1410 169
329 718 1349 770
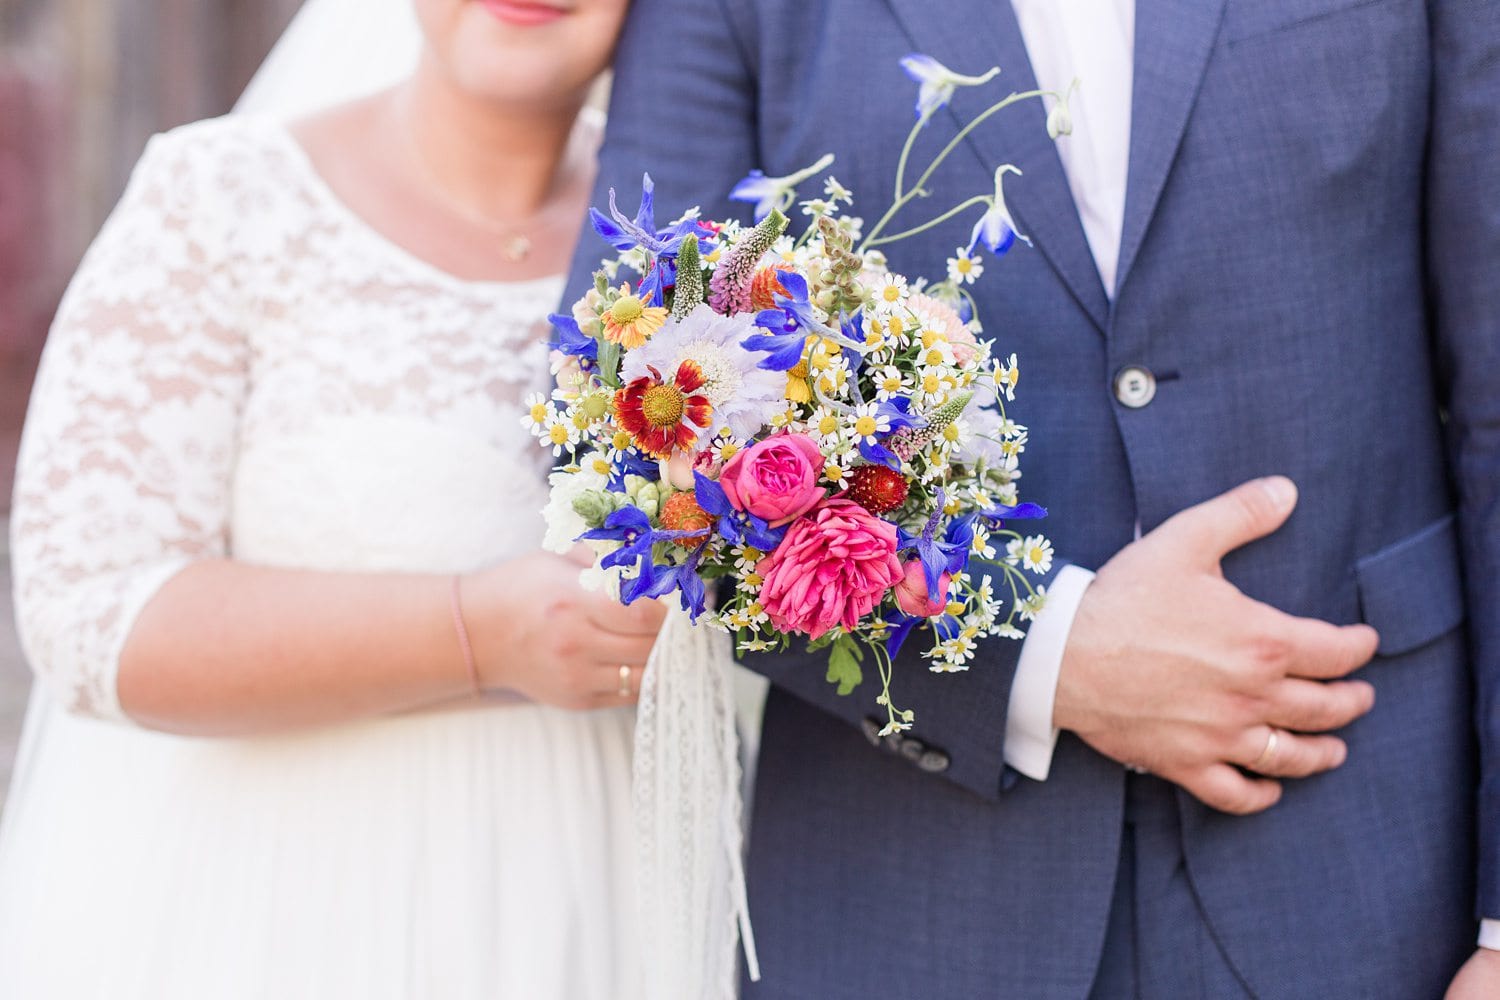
601 285 667 349
613 361 714 458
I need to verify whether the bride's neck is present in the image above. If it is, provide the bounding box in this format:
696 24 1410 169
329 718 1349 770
389 62 588 223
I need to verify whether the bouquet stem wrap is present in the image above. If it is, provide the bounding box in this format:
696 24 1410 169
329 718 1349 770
633 606 761 998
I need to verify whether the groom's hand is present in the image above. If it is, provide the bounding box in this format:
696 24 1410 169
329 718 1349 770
1053 477 1380 814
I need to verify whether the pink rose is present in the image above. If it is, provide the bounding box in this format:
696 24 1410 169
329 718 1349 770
757 498 904 638
719 433 825 527
893 560 951 617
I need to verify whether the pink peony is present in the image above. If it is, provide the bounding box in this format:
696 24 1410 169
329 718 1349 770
893 560 951 617
719 433 825 527
757 498 904 638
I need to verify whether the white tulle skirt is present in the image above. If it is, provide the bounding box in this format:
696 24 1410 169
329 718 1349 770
0 689 640 999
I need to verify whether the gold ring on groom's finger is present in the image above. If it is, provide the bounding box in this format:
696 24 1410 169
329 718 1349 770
1250 728 1280 772
618 665 633 698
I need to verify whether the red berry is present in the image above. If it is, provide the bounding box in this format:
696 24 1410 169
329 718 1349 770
843 465 909 514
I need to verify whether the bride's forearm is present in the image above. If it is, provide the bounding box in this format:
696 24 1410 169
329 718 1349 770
117 560 469 737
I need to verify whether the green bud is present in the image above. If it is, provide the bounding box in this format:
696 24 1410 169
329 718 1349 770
671 235 704 319
571 490 620 528
635 482 661 518
580 393 610 420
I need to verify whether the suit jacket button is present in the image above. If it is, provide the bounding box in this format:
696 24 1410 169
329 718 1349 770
860 717 883 748
918 750 951 773
1113 365 1157 408
899 738 927 762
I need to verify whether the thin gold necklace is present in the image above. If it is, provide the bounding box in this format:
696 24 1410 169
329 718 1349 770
402 113 580 264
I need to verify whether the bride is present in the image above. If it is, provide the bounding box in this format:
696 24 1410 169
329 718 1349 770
0 0 655 996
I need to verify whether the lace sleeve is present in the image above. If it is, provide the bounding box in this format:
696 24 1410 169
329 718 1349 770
10 126 250 722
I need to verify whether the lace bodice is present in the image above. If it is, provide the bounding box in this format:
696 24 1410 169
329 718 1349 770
10 116 565 720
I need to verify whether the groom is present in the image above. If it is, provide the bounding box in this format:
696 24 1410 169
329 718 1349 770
568 1 1499 996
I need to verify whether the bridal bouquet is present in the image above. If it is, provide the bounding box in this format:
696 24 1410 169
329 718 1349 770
527 55 1064 738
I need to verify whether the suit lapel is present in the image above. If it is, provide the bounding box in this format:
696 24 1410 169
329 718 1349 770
885 0 1109 334
1114 0 1228 300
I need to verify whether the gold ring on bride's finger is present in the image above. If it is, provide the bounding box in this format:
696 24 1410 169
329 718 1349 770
618 664 633 698
1250 728 1280 772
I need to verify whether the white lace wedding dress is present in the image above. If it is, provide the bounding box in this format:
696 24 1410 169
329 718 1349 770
0 114 640 999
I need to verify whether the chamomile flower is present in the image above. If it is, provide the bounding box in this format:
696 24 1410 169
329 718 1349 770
823 175 854 205
946 247 985 285
849 402 891 445
918 366 956 405
1016 588 1048 622
995 353 1020 401
521 391 552 433
713 438 742 465
870 273 910 312
995 623 1026 640
541 411 581 456
871 364 909 400
823 461 849 487
817 357 853 397
738 637 775 653
970 523 996 560
800 197 834 217
1016 535 1053 575
808 405 845 446
731 546 765 574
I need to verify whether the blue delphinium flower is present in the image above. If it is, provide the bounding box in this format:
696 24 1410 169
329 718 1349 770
692 472 787 551
978 501 1048 524
745 271 820 371
631 539 712 620
746 274 866 371
548 313 598 362
578 506 708 605
900 497 975 602
969 166 1032 257
899 54 1000 120
605 448 660 492
728 154 837 221
590 173 707 305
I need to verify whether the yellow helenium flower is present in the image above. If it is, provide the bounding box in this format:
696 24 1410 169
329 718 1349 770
601 285 667 349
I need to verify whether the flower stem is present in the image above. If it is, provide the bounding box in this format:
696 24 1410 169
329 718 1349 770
863 195 992 249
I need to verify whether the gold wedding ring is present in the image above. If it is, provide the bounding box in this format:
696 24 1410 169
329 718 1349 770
1250 728 1280 772
618 664 633 698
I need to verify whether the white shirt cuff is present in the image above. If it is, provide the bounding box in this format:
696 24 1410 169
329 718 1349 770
1003 564 1095 781
1479 919 1500 951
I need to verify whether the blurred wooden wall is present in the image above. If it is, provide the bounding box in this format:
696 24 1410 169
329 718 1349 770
0 0 300 507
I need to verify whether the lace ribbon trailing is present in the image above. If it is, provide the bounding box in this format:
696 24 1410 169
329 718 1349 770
632 607 760 998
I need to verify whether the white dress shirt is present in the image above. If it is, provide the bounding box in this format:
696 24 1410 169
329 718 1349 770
1001 0 1131 781
999 0 1498 951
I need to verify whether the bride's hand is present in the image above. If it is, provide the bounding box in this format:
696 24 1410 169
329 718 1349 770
461 548 667 710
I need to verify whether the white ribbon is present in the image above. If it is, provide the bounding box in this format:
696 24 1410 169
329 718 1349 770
633 606 760 998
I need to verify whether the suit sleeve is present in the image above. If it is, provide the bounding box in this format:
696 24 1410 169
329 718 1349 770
1423 0 1500 918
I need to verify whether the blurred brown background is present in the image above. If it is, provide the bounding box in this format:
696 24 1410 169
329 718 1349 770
1 0 301 797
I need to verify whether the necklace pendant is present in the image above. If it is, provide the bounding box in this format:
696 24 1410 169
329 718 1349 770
502 234 532 262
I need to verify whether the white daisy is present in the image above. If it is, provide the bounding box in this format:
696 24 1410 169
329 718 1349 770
870 273 910 312
541 411 581 456
1018 535 1053 575
849 402 891 445
946 247 985 285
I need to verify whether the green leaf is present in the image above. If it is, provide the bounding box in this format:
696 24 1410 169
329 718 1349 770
598 340 622 388
825 636 865 696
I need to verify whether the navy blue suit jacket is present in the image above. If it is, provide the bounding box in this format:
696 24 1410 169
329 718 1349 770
567 1 1499 995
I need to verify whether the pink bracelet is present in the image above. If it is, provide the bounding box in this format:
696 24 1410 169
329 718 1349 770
450 575 481 696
